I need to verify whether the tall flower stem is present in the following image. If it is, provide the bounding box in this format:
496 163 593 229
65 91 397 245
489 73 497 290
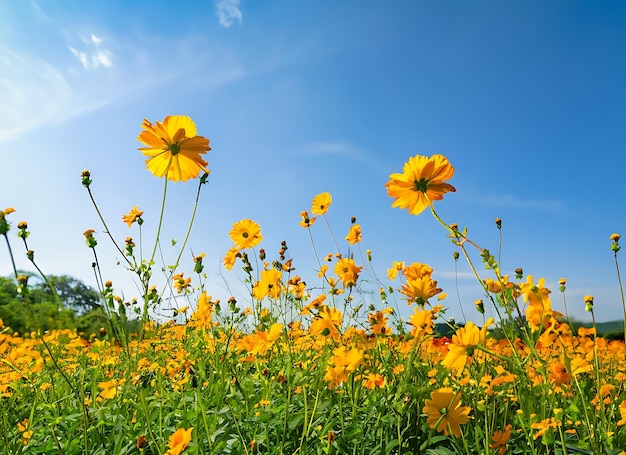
2 233 18 280
614 252 626 343
149 175 169 266
85 186 132 268
172 173 208 270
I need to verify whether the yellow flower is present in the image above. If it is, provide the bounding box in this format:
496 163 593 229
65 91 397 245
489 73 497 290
345 223 362 244
334 257 362 288
309 305 342 339
223 247 240 270
386 154 456 216
311 192 332 215
299 210 317 228
229 219 263 250
122 205 143 227
387 261 405 280
441 320 492 373
324 345 364 389
617 401 626 426
423 388 470 437
252 268 283 300
399 276 442 305
137 115 210 182
166 427 193 455
172 273 191 293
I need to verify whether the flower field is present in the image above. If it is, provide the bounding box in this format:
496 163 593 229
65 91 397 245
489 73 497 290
1 116 626 454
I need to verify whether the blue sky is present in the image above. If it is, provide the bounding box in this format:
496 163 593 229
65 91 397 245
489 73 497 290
1 0 625 324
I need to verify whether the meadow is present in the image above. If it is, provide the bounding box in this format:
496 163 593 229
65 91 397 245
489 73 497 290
1 115 626 454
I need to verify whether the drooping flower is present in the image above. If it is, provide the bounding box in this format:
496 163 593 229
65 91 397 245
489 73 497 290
324 345 364 389
423 387 470 437
345 223 362 244
223 247 240 270
311 192 332 215
252 268 283 300
441 319 492 373
299 210 317 228
137 115 210 182
519 276 554 331
122 206 144 227
173 273 191 293
229 219 263 250
166 427 193 455
386 154 456 216
309 305 343 339
489 424 513 454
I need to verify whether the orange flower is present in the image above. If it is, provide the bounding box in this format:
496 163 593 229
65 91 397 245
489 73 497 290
138 115 210 182
166 427 193 455
489 424 512 454
386 154 456 216
424 388 470 437
299 210 317 228
122 205 143 227
345 223 362 244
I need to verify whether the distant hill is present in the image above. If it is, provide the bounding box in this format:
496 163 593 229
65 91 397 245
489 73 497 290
574 320 625 339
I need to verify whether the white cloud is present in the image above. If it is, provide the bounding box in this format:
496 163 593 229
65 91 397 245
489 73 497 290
216 0 243 28
0 45 74 142
69 33 113 70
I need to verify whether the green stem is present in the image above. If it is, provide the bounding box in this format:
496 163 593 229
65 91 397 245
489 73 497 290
86 186 131 267
172 175 207 270
3 233 18 280
150 175 169 265
614 252 626 343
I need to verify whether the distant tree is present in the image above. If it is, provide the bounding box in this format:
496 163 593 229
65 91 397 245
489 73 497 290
47 275 101 314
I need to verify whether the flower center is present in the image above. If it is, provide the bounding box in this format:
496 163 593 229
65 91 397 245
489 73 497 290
413 178 429 193
242 232 249 238
168 143 181 155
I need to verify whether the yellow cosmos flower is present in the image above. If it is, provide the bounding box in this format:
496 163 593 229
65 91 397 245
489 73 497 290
229 219 263 250
122 205 143 227
252 268 283 300
423 388 470 437
311 192 332 215
299 210 317 228
334 257 362 288
386 154 456 216
345 223 362 244
399 276 442 304
166 427 193 455
137 115 211 182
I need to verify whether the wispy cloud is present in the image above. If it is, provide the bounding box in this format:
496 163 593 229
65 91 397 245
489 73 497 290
482 193 563 212
216 0 243 28
0 45 75 142
68 34 113 70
